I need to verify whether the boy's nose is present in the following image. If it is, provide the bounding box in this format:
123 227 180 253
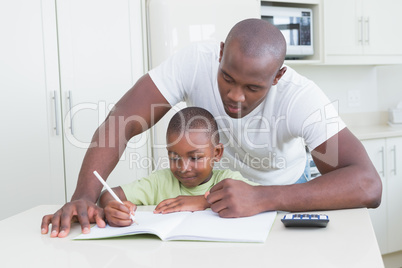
179 159 192 173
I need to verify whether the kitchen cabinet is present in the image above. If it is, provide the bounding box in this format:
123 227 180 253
384 137 402 253
0 0 150 220
55 0 150 200
362 136 402 254
362 139 388 254
324 0 402 64
0 0 65 220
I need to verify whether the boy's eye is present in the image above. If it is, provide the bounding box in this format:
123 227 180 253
169 156 180 161
190 156 203 161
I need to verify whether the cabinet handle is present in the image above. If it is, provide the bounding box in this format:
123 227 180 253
379 146 385 177
358 17 363 45
68 90 74 136
52 91 60 135
391 145 397 175
364 17 370 45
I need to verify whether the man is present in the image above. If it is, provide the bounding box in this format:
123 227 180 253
41 19 381 238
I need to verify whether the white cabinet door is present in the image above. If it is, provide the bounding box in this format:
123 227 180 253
324 0 363 56
324 0 402 64
56 0 150 200
362 0 402 56
363 136 402 254
0 0 65 220
386 137 402 253
362 139 388 254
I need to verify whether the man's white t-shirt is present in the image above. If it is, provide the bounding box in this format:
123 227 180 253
149 42 346 185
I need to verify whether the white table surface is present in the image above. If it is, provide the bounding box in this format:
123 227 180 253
0 205 384 268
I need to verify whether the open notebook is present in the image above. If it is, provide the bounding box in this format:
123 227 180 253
74 210 277 243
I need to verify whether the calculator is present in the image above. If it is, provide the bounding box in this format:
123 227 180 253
281 213 329 228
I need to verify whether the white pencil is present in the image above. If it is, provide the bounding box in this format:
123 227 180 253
93 170 137 224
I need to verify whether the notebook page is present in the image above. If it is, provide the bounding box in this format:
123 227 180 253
166 210 277 242
74 211 191 240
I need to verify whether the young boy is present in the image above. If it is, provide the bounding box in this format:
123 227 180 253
98 107 258 227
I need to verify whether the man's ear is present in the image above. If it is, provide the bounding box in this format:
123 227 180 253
272 66 287 85
213 143 224 162
219 42 225 63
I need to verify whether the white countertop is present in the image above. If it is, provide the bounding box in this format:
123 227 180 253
0 205 384 268
349 124 402 140
341 112 402 140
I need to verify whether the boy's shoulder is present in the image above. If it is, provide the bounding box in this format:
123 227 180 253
148 168 174 178
212 169 259 186
212 169 243 179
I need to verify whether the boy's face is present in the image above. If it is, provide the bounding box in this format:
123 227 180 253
166 131 223 188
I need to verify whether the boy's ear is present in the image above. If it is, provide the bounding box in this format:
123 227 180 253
213 143 224 162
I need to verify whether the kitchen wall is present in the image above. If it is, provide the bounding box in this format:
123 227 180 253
291 65 402 118
377 65 402 111
291 65 378 115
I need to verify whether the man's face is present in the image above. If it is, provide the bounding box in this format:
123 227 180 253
167 131 221 188
217 41 284 118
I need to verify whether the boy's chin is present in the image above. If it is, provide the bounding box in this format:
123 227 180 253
180 181 199 188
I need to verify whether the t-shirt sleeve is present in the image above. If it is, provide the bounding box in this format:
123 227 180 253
148 43 200 106
219 170 260 186
120 175 158 205
286 81 346 151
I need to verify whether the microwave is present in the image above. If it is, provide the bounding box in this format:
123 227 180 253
261 6 313 59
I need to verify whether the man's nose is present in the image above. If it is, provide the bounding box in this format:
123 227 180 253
227 86 245 103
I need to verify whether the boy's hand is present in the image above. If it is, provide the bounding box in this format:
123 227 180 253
104 200 137 227
154 195 209 214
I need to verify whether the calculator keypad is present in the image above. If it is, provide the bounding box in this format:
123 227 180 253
281 213 329 227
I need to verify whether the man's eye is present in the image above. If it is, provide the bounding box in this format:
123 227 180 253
222 75 233 83
191 156 203 161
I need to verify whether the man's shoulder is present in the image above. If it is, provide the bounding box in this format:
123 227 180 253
274 65 321 100
180 41 220 58
187 41 219 51
277 65 312 88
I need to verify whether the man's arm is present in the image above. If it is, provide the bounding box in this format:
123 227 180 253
207 128 382 217
41 74 171 237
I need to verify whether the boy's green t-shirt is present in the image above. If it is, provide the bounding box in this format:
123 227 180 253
120 169 258 205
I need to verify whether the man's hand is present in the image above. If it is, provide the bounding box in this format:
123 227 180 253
104 200 137 227
206 179 261 218
41 200 105 238
154 195 209 214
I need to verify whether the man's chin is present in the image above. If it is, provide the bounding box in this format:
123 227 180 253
224 108 245 118
227 113 241 119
